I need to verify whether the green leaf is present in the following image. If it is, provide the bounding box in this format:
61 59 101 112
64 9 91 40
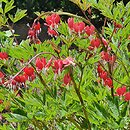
0 7 3 14
13 10 27 23
7 113 27 122
4 0 15 14
0 0 7 3
108 100 119 120
121 102 128 117
8 14 14 22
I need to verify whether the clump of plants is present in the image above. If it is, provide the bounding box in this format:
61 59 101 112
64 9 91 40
0 0 130 129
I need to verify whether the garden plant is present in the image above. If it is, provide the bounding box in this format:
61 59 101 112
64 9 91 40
0 0 130 129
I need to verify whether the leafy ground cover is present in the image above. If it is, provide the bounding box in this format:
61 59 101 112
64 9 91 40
0 0 130 129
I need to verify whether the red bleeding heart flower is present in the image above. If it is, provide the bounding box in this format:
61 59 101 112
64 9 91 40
11 79 17 86
124 92 130 101
14 75 22 83
29 73 36 81
36 58 43 70
116 86 126 96
84 25 95 36
63 57 75 67
73 22 85 34
28 28 36 39
20 75 27 83
104 78 113 88
53 59 63 74
101 51 111 62
88 46 94 50
102 38 108 47
24 67 34 76
67 18 74 30
33 21 41 34
109 55 116 64
0 52 8 60
45 14 60 29
47 28 58 37
63 73 71 85
0 71 4 79
45 57 53 70
36 39 41 44
0 99 3 104
99 71 108 80
36 57 46 71
14 75 27 83
90 38 101 48
97 64 103 74
114 22 123 29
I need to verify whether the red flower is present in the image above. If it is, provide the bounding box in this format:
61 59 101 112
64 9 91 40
11 79 17 86
102 38 108 47
36 58 43 70
53 59 63 74
14 75 22 83
63 73 71 85
36 39 41 44
24 67 34 76
29 73 36 81
88 46 94 50
0 71 4 79
0 99 3 104
33 21 41 34
67 18 74 30
116 86 126 96
28 28 36 39
124 92 130 101
114 22 123 29
97 64 103 74
109 55 116 64
45 57 53 70
63 57 75 67
104 78 113 88
99 71 108 80
47 28 58 37
101 51 111 62
0 52 8 60
14 75 27 83
36 57 46 71
84 25 95 36
20 75 27 83
90 38 101 48
73 22 85 33
45 14 60 29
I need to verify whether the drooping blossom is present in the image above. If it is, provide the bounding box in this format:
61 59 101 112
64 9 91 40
27 21 41 44
45 14 60 29
84 25 95 36
124 92 130 101
0 52 8 60
67 18 74 30
116 86 126 96
53 59 63 74
104 78 113 88
99 71 108 80
36 57 46 71
24 67 34 77
47 28 58 37
90 38 101 48
63 73 71 85
73 22 85 34
102 38 108 47
63 57 75 67
114 22 123 29
33 21 41 34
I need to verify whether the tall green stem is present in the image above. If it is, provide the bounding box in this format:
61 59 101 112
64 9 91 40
70 67 91 130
